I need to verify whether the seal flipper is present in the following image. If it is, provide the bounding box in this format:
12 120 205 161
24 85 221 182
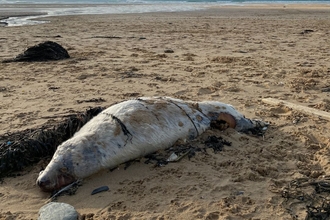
237 118 269 136
211 114 268 136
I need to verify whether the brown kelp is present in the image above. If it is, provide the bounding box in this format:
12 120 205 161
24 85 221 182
0 107 104 179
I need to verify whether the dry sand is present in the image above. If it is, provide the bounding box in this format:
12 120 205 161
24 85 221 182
1 5 330 219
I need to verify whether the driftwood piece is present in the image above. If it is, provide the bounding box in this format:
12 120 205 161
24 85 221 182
262 98 330 120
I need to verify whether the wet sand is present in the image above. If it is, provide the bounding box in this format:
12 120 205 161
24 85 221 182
1 5 330 219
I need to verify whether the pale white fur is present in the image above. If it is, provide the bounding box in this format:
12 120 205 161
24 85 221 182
37 97 261 190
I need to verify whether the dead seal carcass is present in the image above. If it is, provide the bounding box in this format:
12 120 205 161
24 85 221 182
37 97 266 191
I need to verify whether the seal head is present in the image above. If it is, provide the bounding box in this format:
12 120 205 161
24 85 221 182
36 139 79 192
37 134 106 192
37 153 76 192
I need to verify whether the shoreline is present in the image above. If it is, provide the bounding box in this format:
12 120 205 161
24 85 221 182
1 3 330 26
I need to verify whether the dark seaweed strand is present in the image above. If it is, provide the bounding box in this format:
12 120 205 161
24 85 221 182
165 99 199 137
111 115 132 136
102 113 133 146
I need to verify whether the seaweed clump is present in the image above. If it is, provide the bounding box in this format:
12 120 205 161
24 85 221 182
3 41 70 63
280 177 330 220
0 107 104 179
143 135 232 167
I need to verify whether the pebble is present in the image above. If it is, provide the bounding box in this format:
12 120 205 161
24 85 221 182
38 202 78 220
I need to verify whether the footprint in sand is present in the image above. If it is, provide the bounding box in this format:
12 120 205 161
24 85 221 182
197 87 215 95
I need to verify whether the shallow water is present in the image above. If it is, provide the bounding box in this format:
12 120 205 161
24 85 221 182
1 0 330 26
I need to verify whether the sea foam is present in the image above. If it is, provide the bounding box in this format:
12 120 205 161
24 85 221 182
1 3 207 26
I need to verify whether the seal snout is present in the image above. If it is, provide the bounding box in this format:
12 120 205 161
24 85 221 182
37 164 77 191
37 176 52 191
37 172 76 192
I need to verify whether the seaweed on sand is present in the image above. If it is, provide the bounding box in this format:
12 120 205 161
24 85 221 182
279 177 330 220
0 107 104 179
2 41 70 63
143 135 232 167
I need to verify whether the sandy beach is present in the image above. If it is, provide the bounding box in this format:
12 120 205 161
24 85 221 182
1 5 330 219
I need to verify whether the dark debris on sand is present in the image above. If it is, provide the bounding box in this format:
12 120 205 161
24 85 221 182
279 177 330 220
0 107 104 179
143 135 232 167
2 41 70 63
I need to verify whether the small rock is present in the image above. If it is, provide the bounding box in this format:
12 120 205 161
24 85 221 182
235 191 244 195
38 202 78 220
91 186 109 195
